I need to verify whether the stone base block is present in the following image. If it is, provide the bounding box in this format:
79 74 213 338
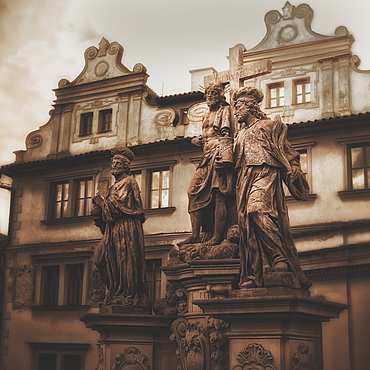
81 313 177 370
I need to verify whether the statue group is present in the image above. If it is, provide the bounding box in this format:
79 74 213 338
92 84 310 311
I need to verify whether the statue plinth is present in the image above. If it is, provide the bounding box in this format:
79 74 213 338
162 259 347 370
81 313 177 370
193 291 347 370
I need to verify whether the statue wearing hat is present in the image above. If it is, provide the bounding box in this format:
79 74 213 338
233 87 310 289
92 144 150 312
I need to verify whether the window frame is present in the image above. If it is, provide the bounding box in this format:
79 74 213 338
98 108 113 133
44 171 98 222
347 142 370 190
29 342 89 370
32 252 92 308
338 136 370 199
79 112 93 137
145 258 162 303
267 82 285 108
293 78 311 105
131 160 176 214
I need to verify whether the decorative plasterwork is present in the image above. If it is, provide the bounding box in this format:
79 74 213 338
251 2 347 51
58 38 147 87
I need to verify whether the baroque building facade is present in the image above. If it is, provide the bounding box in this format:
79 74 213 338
0 3 369 370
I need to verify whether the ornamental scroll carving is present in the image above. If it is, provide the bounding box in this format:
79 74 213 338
112 347 150 370
170 318 206 370
233 343 277 370
208 317 229 369
153 282 187 315
26 132 43 149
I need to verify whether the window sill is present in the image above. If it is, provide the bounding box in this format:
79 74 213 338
41 215 93 225
286 194 317 202
338 189 370 200
31 305 91 311
144 207 176 216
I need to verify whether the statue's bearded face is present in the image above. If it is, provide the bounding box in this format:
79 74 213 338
205 88 222 107
234 99 251 123
111 155 129 176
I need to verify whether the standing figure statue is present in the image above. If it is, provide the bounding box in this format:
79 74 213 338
180 83 235 246
92 145 150 311
232 87 310 289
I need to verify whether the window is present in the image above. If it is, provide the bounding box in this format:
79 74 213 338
33 253 91 307
294 79 311 104
52 182 69 219
79 112 93 136
75 178 93 217
130 161 175 213
98 109 112 132
150 169 170 209
48 176 95 220
30 343 89 370
348 143 370 190
146 259 162 302
268 83 284 108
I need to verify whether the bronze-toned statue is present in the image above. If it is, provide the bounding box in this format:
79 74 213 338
180 83 235 246
92 145 150 311
233 87 310 289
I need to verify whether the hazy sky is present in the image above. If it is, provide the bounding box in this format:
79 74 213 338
0 0 369 232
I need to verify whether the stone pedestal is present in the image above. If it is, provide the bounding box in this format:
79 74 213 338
80 313 177 369
163 260 347 370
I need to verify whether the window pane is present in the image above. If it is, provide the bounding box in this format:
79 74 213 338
305 82 311 93
351 147 364 168
66 264 84 305
146 259 162 302
151 190 159 208
151 171 160 189
299 152 308 174
352 169 365 190
162 170 170 188
270 99 277 108
63 183 69 200
366 146 370 164
133 173 142 190
296 84 302 94
305 93 311 102
56 184 63 201
42 265 59 306
279 97 284 106
54 202 61 219
161 189 169 207
61 354 82 370
38 353 57 370
86 179 92 197
279 87 284 97
270 89 277 98
77 199 84 217
297 95 303 104
78 181 85 198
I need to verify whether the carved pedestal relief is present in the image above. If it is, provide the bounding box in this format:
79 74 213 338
233 343 277 370
208 317 229 369
170 318 206 370
292 343 314 370
112 347 150 370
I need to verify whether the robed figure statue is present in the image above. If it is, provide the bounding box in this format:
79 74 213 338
92 145 150 312
232 87 310 289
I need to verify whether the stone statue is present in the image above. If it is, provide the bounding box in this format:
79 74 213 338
179 83 235 246
232 87 310 289
92 144 150 311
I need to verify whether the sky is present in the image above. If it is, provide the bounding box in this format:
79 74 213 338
0 0 369 233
